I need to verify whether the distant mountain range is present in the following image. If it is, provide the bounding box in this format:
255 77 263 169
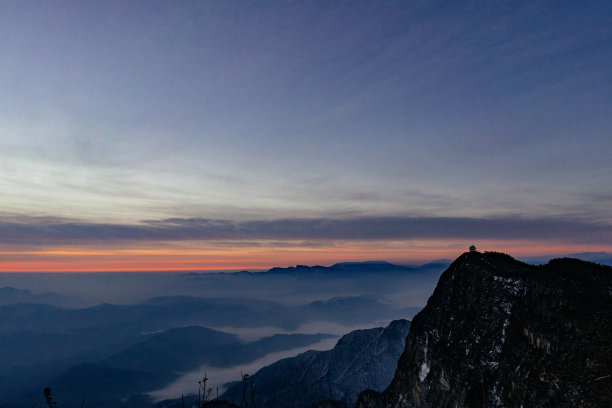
0 295 412 336
42 326 331 408
180 261 446 310
264 261 448 276
0 286 73 307
181 260 451 278
0 289 415 407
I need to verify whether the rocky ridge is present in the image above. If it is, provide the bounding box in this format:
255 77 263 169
356 251 612 408
222 320 411 408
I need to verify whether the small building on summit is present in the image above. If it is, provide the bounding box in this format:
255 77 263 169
469 245 477 253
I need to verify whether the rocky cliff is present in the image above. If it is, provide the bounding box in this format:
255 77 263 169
357 251 611 408
222 320 410 408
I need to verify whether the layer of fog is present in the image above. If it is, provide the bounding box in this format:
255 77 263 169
147 336 341 402
209 320 395 342
0 272 198 307
0 269 442 309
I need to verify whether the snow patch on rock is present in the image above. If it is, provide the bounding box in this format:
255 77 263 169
419 335 430 382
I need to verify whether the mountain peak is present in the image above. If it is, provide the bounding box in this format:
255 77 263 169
358 252 612 408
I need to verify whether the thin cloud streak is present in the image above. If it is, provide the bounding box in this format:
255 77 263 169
1 215 610 246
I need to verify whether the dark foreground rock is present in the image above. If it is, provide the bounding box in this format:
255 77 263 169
357 251 612 408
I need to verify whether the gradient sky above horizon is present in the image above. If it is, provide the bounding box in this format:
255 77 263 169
1 0 611 271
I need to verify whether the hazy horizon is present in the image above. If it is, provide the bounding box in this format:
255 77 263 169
1 248 610 273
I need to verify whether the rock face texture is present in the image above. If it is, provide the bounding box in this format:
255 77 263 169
358 252 612 408
222 320 410 408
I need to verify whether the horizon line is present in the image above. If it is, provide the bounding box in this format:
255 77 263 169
2 251 609 273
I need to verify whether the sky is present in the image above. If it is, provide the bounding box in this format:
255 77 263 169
1 0 611 271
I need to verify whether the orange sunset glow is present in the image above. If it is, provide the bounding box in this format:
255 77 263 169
2 240 608 273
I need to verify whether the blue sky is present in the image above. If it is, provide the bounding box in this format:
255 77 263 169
0 1 610 270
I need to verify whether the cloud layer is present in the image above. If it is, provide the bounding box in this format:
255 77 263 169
1 215 610 246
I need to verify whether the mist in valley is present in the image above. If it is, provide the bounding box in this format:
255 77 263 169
0 261 445 407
